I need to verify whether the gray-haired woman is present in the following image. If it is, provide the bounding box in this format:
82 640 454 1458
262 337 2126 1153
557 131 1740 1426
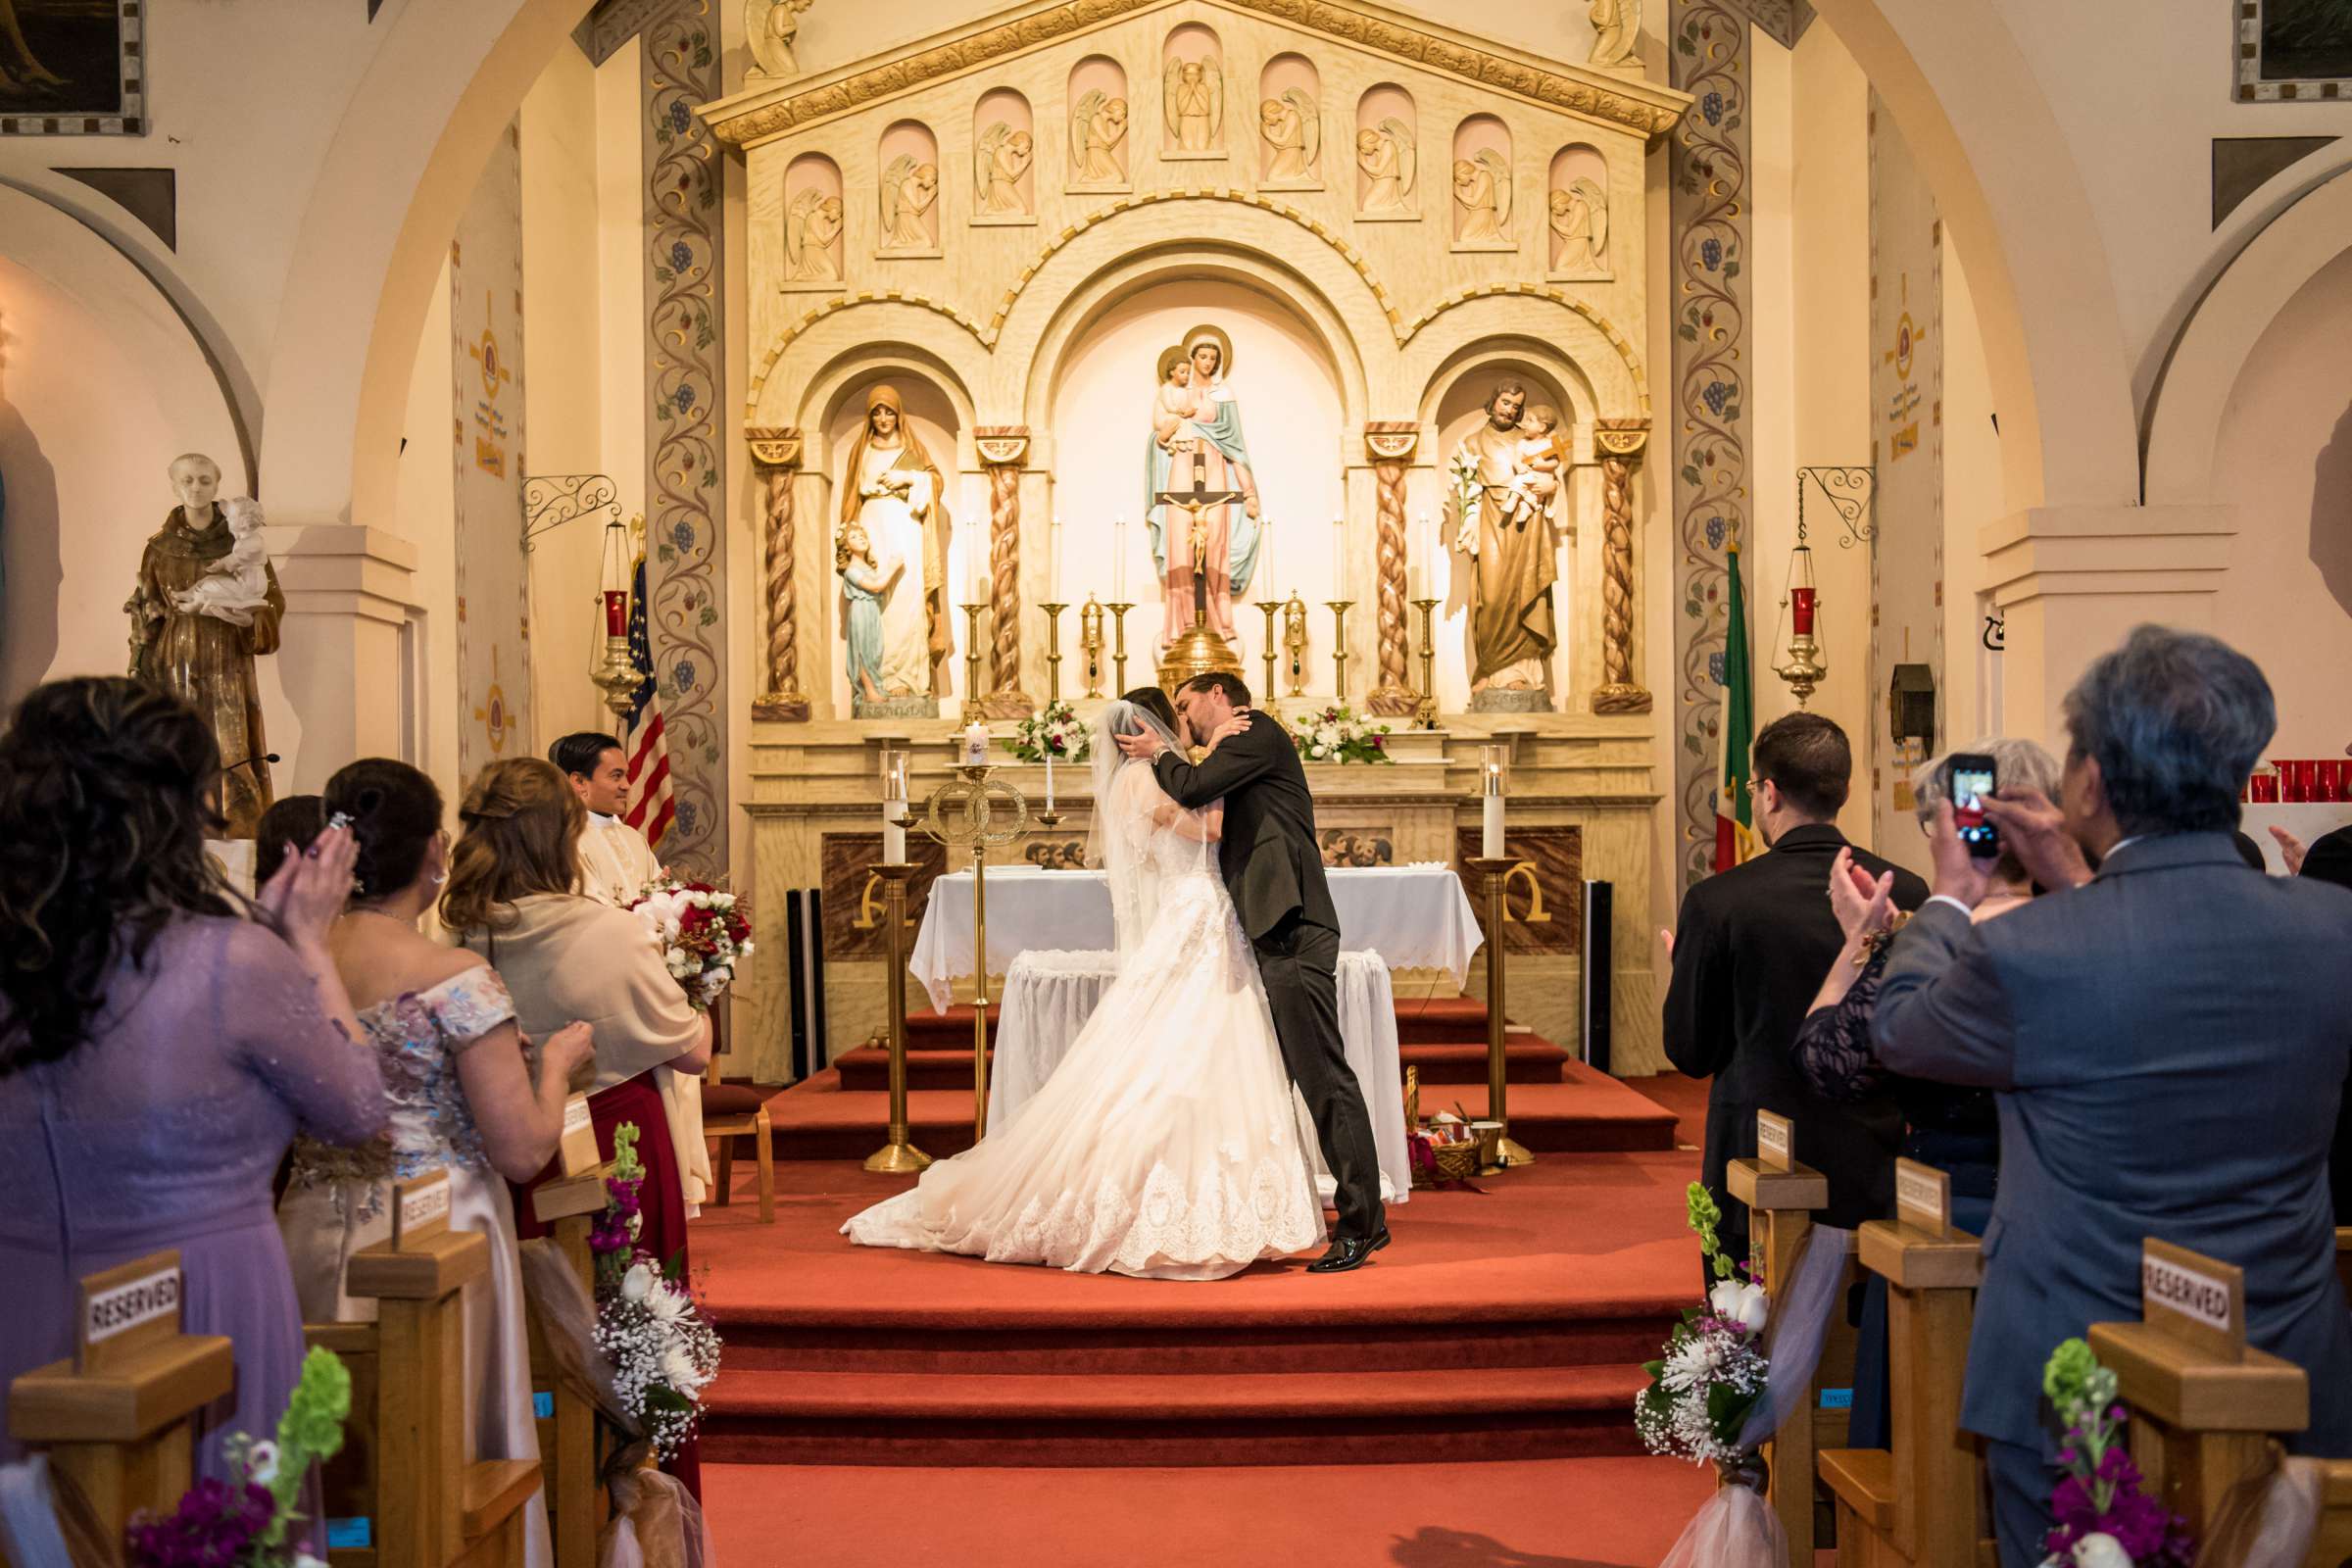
1793 735 2058 1450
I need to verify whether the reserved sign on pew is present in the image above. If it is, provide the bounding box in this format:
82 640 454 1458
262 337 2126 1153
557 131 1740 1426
1755 1110 1792 1170
1893 1158 1951 1236
558 1094 599 1179
2141 1239 2245 1361
77 1250 182 1373
392 1171 453 1250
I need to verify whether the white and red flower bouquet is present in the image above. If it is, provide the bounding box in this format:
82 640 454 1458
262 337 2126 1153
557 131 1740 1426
628 879 753 1012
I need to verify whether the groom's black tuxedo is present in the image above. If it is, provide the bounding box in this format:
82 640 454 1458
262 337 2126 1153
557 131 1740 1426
1152 710 1385 1242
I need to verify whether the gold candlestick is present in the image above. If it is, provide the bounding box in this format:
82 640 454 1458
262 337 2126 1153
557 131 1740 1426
1464 854 1534 1169
1077 597 1105 699
959 602 987 724
1038 602 1067 706
1253 601 1282 704
1108 603 1134 694
862 853 931 1174
919 765 1029 1142
1326 601 1354 703
1412 597 1440 729
1282 592 1309 698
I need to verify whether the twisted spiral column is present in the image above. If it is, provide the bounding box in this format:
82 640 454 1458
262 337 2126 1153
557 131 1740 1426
976 426 1034 718
746 427 809 721
1363 421 1420 717
1591 420 1652 714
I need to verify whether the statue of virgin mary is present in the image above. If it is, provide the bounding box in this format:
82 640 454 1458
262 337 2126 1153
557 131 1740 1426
1142 326 1263 650
838 384 952 713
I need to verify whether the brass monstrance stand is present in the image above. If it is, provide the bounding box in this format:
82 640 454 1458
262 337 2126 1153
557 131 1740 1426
1154 470 1249 692
919 765 1029 1141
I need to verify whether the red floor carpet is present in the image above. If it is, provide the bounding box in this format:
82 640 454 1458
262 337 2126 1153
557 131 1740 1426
691 1075 1722 1563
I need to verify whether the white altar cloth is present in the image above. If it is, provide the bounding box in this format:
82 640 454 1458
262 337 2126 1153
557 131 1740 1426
988 949 1411 1205
909 864 1484 1012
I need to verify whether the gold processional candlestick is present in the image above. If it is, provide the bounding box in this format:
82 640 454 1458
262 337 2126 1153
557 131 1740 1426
959 603 987 723
1078 597 1105 699
1463 854 1535 1169
1253 601 1282 703
862 853 931 1174
1326 601 1354 704
1413 597 1440 729
1107 602 1134 694
1282 592 1309 697
919 764 1029 1142
1039 602 1067 706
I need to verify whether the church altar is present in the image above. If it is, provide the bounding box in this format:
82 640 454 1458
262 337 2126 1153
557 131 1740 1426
910 862 1483 1010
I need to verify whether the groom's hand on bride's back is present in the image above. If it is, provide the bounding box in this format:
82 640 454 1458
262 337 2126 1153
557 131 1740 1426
1114 727 1167 760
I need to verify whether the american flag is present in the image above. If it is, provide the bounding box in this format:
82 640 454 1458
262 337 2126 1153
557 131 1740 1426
621 552 674 849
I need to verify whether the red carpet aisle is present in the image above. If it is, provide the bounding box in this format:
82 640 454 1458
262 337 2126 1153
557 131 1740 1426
687 1076 1719 1564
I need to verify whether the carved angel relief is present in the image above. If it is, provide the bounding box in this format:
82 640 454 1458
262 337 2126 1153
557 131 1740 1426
1258 87 1320 182
746 0 817 79
1548 177 1609 275
1163 56 1223 154
785 188 845 280
1355 118 1414 214
1452 148 1511 243
1587 0 1641 69
880 155 940 250
975 122 1035 216
1069 90 1129 184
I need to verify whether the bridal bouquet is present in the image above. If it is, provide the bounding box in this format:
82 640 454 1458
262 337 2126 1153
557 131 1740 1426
1009 699 1090 763
1288 704 1392 765
2035 1340 2192 1568
127 1348 351 1568
1635 1184 1771 1466
630 878 752 1011
589 1123 722 1461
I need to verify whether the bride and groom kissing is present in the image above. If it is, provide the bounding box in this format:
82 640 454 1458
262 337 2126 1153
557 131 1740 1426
844 671 1390 1279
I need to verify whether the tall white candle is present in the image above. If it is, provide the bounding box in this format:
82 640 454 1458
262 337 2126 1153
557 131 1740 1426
962 719 989 765
1045 754 1055 811
1331 514 1347 595
881 750 908 862
1050 514 1063 603
1410 511 1431 600
966 521 988 604
1482 795 1505 858
1113 514 1127 601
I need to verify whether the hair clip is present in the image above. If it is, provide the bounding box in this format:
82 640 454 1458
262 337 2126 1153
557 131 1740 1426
326 810 354 832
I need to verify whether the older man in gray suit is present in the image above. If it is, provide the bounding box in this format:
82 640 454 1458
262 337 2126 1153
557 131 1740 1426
1873 625 2352 1568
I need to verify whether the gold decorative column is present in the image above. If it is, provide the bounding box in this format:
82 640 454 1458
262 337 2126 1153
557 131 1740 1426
747 427 811 721
1591 419 1653 715
1363 423 1420 717
974 427 1035 719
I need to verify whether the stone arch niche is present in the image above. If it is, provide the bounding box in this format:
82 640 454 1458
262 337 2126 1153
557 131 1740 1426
1256 54 1322 190
1160 23 1227 161
876 121 942 257
820 371 966 717
972 87 1037 224
1353 84 1417 221
1450 115 1514 252
1546 143 1610 281
1066 55 1131 191
781 152 846 290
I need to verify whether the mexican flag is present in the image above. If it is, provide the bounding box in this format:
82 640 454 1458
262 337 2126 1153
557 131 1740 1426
1713 538 1757 871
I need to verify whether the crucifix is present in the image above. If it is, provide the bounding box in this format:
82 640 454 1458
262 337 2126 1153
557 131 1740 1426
1152 466 1250 688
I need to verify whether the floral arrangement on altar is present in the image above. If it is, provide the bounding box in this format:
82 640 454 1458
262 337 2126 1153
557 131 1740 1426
2035 1340 2193 1568
588 1123 722 1461
126 1348 351 1568
1635 1184 1771 1467
1288 704 1392 765
1008 699 1090 764
629 878 752 1012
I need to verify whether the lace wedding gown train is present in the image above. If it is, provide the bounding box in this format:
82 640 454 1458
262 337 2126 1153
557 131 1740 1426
843 751 1325 1280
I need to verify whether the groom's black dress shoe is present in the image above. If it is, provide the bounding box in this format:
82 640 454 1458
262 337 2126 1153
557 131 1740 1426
1306 1228 1392 1273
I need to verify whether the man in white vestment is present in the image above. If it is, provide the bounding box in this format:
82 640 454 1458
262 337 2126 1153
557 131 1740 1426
550 731 710 1211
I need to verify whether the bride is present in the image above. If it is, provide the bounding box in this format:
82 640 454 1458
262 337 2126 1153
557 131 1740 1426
842 690 1324 1280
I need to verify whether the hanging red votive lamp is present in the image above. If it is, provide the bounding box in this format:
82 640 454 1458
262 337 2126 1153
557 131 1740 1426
590 516 641 722
1772 535 1828 708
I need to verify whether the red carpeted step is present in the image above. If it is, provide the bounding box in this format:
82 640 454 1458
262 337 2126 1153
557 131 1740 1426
1390 996 1503 1045
700 1363 1652 1467
837 1036 1576 1093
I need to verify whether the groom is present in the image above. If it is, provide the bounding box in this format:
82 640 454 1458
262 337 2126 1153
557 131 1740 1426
1114 671 1390 1272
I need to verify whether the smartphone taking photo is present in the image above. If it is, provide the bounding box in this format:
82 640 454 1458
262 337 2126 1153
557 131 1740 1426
1944 753 1999 859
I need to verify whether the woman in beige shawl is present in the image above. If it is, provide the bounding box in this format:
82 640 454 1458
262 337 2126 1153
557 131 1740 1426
441 758 711 1496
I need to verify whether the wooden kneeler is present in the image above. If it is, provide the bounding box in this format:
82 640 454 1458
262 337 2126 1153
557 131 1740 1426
8 1250 232 1545
1817 1159 1993 1568
1725 1110 1834 1559
307 1173 541 1568
527 1166 617 1568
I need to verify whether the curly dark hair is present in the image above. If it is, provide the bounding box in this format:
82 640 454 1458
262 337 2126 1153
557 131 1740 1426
0 677 240 1075
324 760 443 903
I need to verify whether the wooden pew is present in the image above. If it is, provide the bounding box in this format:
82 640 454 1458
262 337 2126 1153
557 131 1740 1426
1817 1158 1993 1568
307 1173 540 1568
1725 1109 1838 1559
526 1166 616 1568
7 1250 231 1545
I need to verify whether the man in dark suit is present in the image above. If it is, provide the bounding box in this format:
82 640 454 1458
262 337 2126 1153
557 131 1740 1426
1875 626 2352 1568
1112 670 1388 1272
1663 711 1928 1268
2271 810 2352 1224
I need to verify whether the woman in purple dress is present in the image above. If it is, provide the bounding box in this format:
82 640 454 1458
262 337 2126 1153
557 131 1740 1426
0 677 386 1483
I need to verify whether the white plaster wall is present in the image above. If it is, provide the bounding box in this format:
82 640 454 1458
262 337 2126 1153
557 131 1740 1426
2210 249 2352 758
390 257 462 806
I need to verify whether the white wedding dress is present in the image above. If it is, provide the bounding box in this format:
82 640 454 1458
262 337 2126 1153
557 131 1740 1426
843 713 1325 1280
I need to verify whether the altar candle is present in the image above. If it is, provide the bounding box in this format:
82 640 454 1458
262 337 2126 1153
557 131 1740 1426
880 750 908 862
602 589 627 638
1332 514 1347 594
1261 515 1276 597
966 521 988 604
1045 754 1055 810
1481 744 1507 859
1113 514 1128 601
1791 586 1817 637
1408 512 1430 601
1050 514 1063 603
962 719 990 766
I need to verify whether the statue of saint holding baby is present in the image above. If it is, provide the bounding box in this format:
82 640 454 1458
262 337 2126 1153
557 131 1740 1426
124 453 285 837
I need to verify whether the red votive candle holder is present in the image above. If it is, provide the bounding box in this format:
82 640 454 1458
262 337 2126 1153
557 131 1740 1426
2250 768 2280 805
603 589 627 638
1791 586 1817 637
2280 759 2315 803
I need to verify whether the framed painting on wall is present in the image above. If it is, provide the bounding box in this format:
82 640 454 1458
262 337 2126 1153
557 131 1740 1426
0 0 144 136
2237 0 2352 101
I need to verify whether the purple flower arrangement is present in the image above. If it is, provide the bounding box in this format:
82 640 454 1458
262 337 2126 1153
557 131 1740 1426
126 1479 277 1568
2036 1339 2194 1566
